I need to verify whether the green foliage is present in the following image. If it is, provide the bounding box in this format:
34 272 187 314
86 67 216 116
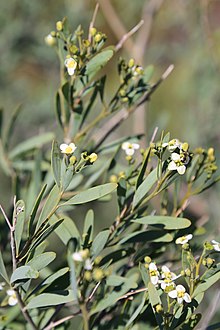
0 11 219 330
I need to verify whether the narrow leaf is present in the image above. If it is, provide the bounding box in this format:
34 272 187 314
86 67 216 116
0 250 10 283
14 200 25 255
85 48 114 80
62 183 117 206
133 216 191 230
9 132 54 159
51 140 61 188
26 290 75 309
91 229 110 258
11 266 39 283
3 104 22 150
28 184 47 236
49 215 80 245
27 252 56 271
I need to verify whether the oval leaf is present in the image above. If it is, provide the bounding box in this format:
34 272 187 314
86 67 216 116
26 290 75 309
86 49 114 80
133 216 191 230
27 252 56 271
62 183 117 206
11 266 39 283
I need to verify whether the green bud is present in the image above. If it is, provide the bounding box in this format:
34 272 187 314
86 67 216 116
144 256 152 264
206 257 215 267
84 271 92 281
56 21 63 31
94 33 102 43
128 58 135 68
93 268 104 281
185 268 191 277
90 27 97 36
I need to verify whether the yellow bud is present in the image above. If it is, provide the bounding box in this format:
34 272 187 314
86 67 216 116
93 268 104 282
70 45 79 54
110 175 118 183
180 270 185 276
89 153 98 163
90 27 97 36
84 271 92 281
94 256 102 265
118 171 125 179
119 89 126 97
135 66 144 75
208 147 215 161
80 249 90 260
202 258 207 266
121 97 129 103
83 39 90 47
69 156 77 165
128 58 135 68
206 257 215 267
45 34 56 46
94 33 102 43
185 268 191 277
182 142 189 152
56 21 63 31
155 304 163 313
126 155 132 162
144 256 152 264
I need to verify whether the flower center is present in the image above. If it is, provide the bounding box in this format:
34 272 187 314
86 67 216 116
177 291 184 298
65 146 73 153
150 270 157 276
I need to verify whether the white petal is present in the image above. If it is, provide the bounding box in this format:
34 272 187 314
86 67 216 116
162 142 168 147
67 67 75 76
122 142 130 150
177 297 183 304
126 148 135 156
149 263 157 271
176 285 185 293
171 153 180 161
132 143 140 150
161 281 167 290
186 234 193 241
60 143 68 151
72 252 83 262
8 296 17 306
162 265 170 273
69 143 77 151
151 276 159 285
177 165 186 175
212 240 219 244
168 290 177 299
184 293 191 303
84 259 93 270
168 161 177 171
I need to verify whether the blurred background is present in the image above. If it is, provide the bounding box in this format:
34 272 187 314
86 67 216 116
0 0 220 326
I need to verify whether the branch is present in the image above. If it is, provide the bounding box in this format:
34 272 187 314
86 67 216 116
0 203 12 230
115 20 144 52
88 3 99 43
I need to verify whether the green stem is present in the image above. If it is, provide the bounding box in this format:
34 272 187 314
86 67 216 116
80 303 89 330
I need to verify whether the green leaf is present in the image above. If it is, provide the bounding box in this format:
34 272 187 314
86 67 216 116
36 184 61 232
192 271 220 298
119 230 172 244
117 177 127 211
9 132 54 159
126 292 146 327
27 252 56 271
0 107 3 138
55 92 63 128
51 140 61 188
133 216 191 230
43 267 69 286
133 168 158 209
0 250 10 283
148 282 163 330
135 147 151 189
106 275 126 287
62 183 117 206
143 65 154 83
14 200 25 255
0 139 12 176
68 253 78 303
49 214 80 245
3 105 22 150
83 209 94 247
91 229 110 258
26 290 75 309
91 274 138 315
28 184 47 236
85 48 114 80
10 266 39 283
207 323 220 330
139 263 150 287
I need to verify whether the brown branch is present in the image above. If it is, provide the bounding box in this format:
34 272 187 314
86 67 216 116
88 3 99 43
115 20 144 52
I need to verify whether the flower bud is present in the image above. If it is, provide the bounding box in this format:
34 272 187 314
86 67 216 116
110 175 118 183
155 304 163 313
89 153 98 163
93 268 104 281
144 256 152 264
128 58 135 68
90 27 97 36
206 257 215 267
45 34 56 46
185 268 191 277
56 21 63 31
94 33 102 43
84 271 92 282
69 155 77 165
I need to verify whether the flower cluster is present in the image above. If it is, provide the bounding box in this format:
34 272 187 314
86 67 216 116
163 139 190 175
145 259 191 304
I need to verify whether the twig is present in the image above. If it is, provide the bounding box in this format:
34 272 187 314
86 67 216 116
115 20 144 52
0 204 12 230
44 314 78 330
150 126 158 143
117 287 148 300
86 281 101 303
88 3 99 43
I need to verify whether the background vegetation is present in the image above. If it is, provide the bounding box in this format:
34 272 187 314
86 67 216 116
0 0 220 327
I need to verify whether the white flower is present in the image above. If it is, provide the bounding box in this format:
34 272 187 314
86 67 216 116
45 34 56 46
84 259 93 270
176 234 193 245
160 278 176 291
162 139 182 152
149 262 160 285
121 142 140 156
72 252 84 262
168 284 191 304
161 265 177 280
64 57 77 76
7 289 18 306
0 282 5 290
60 142 77 155
168 152 186 175
211 240 220 252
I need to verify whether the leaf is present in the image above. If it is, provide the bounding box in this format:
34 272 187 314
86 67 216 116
26 290 75 309
207 323 220 330
85 48 114 80
36 184 61 232
51 140 61 188
0 139 12 176
43 267 69 286
14 200 25 255
3 104 22 150
119 230 172 244
133 167 158 209
0 107 3 138
55 92 63 128
9 132 54 159
49 214 80 245
91 274 138 315
83 209 94 247
192 271 220 298
62 183 117 206
27 252 56 271
139 263 150 287
143 65 154 83
0 250 10 283
91 229 110 258
28 184 47 236
126 292 146 327
133 216 191 230
135 147 151 189
148 282 163 330
68 253 78 304
117 178 127 211
10 266 39 283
